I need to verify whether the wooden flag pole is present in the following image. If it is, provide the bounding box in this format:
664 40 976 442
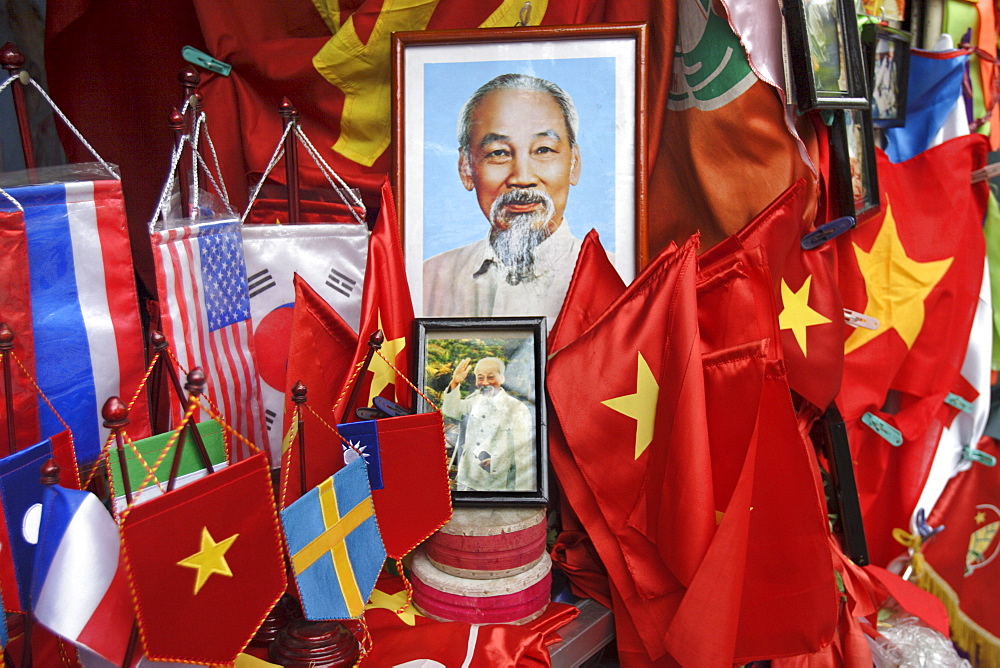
291 381 308 497
167 107 191 222
0 43 36 171
342 330 384 421
0 323 16 456
278 98 301 225
166 368 205 492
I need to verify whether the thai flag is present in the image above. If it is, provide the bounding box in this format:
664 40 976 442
31 483 133 663
0 177 150 462
151 219 266 457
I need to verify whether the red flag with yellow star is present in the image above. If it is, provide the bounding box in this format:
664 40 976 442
548 235 718 662
836 135 989 566
336 179 414 422
120 453 287 664
729 179 844 410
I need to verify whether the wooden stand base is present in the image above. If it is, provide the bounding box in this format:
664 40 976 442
268 618 360 667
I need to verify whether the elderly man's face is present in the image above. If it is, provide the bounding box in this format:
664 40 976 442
459 89 581 237
474 362 503 392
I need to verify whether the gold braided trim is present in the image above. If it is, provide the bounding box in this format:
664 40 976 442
913 559 1000 665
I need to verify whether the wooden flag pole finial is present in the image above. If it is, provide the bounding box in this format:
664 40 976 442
1 322 16 457
342 330 384 422
166 368 213 492
40 458 59 486
102 396 133 505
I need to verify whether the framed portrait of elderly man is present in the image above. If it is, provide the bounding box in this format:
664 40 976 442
393 24 648 326
415 317 547 506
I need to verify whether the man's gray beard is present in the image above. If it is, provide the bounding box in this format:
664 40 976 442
478 385 499 398
489 190 555 286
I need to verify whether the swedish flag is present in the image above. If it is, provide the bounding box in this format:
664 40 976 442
281 458 385 619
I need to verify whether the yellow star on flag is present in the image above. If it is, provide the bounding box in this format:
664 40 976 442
177 526 239 595
602 352 659 460
778 275 831 356
976 510 987 525
365 587 424 625
367 310 405 407
845 199 953 355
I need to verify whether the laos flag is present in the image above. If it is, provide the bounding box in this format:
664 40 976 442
32 482 134 663
0 168 151 462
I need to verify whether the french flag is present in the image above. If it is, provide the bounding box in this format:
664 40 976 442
31 481 134 663
0 176 150 462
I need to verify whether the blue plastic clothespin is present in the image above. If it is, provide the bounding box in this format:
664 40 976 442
182 46 232 77
861 412 903 446
914 508 945 541
962 446 997 467
945 393 975 414
801 216 856 250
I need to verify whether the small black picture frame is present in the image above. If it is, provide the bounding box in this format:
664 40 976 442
830 108 881 222
415 317 548 507
861 23 912 127
786 0 870 110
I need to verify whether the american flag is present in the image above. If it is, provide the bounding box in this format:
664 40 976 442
151 219 266 458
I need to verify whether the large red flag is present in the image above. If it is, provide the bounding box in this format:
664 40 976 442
692 238 838 663
337 179 413 422
836 135 989 566
280 274 358 506
548 236 717 662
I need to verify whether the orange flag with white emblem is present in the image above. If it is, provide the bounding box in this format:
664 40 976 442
836 135 990 566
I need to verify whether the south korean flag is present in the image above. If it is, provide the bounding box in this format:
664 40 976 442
242 222 368 462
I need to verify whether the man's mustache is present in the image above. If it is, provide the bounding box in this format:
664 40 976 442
491 188 551 212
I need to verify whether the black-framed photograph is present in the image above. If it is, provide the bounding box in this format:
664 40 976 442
786 0 870 110
393 24 647 325
861 23 912 126
831 108 881 222
415 317 547 506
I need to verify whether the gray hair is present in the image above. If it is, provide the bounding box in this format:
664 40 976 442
475 357 506 377
457 73 579 157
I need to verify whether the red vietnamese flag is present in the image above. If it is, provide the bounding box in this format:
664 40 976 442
548 229 627 356
120 453 286 665
730 180 844 410
836 135 989 566
337 179 413 422
917 437 1000 661
692 238 838 663
548 236 717 662
280 274 359 506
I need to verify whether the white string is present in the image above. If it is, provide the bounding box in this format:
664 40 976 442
149 135 189 231
295 126 366 225
199 113 231 206
0 186 23 212
29 79 119 179
241 121 294 222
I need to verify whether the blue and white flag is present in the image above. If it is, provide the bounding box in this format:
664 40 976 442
32 483 134 664
281 457 385 620
337 419 383 490
0 170 151 461
0 438 53 610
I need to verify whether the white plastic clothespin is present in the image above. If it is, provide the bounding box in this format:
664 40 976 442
844 308 879 330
